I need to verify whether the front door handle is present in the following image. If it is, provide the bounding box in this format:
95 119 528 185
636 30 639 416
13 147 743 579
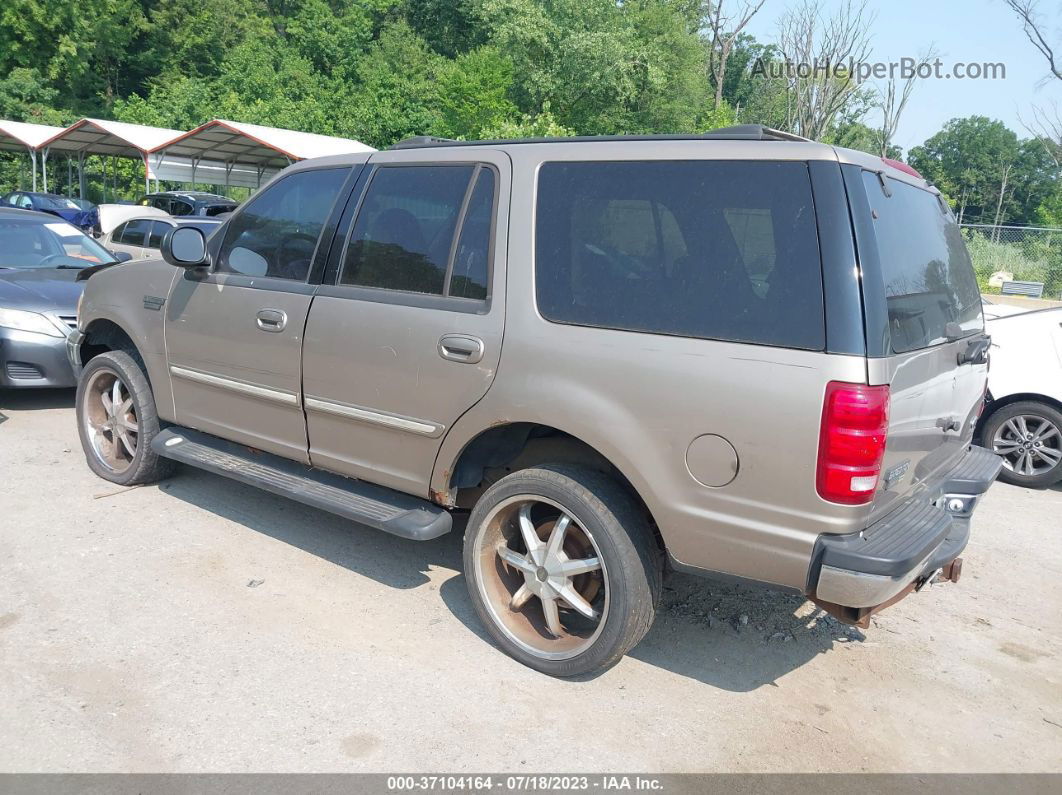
256 308 287 332
438 334 484 364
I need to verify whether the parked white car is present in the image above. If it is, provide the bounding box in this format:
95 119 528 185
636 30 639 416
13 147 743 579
101 216 223 261
979 306 1062 488
95 203 168 237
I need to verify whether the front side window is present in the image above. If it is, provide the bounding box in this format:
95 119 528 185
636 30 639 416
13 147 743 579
341 164 490 297
217 167 349 281
862 173 983 353
535 160 825 350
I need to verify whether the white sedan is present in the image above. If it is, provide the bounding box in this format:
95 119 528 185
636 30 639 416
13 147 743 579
979 304 1062 488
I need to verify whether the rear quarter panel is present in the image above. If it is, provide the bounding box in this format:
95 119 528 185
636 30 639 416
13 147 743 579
986 309 1062 403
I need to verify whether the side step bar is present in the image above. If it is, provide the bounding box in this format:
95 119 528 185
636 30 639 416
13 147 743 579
151 427 452 541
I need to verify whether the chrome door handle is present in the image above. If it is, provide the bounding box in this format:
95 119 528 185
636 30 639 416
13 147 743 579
438 334 484 364
256 309 287 332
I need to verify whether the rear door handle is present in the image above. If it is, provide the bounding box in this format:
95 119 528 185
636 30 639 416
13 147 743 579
438 334 484 364
256 309 287 332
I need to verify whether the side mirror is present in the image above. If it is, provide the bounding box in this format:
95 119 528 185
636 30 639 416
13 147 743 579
110 251 133 263
161 226 209 268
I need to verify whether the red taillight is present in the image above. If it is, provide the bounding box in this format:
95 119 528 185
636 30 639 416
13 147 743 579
817 381 890 505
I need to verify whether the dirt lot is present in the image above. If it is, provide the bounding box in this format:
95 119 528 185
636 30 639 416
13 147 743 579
1 388 1060 773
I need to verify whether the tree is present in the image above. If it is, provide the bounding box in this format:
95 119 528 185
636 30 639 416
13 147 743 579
1005 0 1061 83
776 0 874 139
876 49 937 157
705 0 767 111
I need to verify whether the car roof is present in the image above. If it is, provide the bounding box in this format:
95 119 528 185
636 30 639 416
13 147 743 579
0 206 61 221
147 191 235 201
284 124 930 191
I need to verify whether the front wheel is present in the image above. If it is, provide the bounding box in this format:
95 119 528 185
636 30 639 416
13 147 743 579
76 349 175 486
463 464 661 677
983 400 1062 488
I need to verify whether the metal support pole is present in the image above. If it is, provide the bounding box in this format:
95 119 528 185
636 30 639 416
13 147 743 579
42 147 49 192
78 152 86 200
67 156 73 197
144 154 150 195
30 150 37 192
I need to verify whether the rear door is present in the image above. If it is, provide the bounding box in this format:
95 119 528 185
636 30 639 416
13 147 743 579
851 168 988 519
301 149 509 497
108 219 152 259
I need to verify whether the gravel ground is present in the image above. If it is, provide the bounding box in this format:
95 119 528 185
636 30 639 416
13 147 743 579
1 388 1060 773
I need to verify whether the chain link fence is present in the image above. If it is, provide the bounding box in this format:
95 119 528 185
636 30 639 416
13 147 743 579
960 224 1062 300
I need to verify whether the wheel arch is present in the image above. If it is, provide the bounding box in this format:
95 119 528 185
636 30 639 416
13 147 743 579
436 421 663 550
978 391 1062 439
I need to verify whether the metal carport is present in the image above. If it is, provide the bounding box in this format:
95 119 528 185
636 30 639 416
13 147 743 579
0 120 67 192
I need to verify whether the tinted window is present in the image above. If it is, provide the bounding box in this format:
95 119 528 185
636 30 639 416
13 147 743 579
170 199 193 216
449 167 495 300
862 173 983 353
147 220 171 249
535 161 825 350
204 204 235 217
217 167 348 280
341 165 474 295
115 219 152 246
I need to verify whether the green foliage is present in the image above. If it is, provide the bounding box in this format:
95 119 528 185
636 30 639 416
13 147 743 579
964 231 1062 297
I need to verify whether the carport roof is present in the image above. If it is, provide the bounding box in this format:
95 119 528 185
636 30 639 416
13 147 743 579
39 118 185 157
0 119 67 152
150 119 375 169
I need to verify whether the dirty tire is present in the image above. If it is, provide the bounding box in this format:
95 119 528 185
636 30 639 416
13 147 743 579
76 349 175 486
463 464 662 677
982 400 1062 489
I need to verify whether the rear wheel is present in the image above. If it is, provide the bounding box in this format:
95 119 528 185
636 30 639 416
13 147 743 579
463 464 661 677
76 350 175 486
983 400 1062 488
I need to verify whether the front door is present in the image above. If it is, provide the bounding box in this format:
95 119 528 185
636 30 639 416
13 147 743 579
302 149 510 496
164 165 352 462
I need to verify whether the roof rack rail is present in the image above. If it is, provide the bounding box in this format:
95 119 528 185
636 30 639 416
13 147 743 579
384 124 813 150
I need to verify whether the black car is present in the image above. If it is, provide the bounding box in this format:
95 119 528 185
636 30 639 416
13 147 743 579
138 191 238 217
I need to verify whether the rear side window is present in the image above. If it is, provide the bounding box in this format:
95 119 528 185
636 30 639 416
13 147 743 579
147 221 170 249
861 173 983 353
115 219 151 246
535 161 825 350
341 164 492 298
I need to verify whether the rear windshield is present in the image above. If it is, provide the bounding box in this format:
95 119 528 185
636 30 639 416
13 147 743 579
862 172 983 353
535 161 825 350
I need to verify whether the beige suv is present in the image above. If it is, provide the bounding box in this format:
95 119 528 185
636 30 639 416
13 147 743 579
70 126 1001 676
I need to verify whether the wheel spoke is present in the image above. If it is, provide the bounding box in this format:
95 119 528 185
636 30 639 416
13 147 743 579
517 503 541 555
509 584 534 610
545 513 572 558
111 379 123 415
1036 446 1061 466
559 556 601 577
116 427 136 457
496 544 535 574
541 594 563 637
119 415 138 431
558 584 599 620
994 441 1021 455
1022 451 1035 475
1034 425 1060 443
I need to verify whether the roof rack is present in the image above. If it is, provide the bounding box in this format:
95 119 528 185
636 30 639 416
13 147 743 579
387 125 812 150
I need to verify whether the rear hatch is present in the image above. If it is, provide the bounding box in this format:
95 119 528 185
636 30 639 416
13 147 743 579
855 169 988 521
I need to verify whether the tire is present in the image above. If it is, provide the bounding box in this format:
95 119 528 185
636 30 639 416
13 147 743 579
982 400 1062 488
76 349 175 486
463 464 662 677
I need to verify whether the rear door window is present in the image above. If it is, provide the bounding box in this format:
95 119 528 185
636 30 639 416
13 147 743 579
535 160 825 350
861 172 983 352
147 221 171 248
115 219 151 246
340 165 475 296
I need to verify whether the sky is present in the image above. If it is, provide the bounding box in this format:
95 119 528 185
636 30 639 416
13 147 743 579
742 0 1062 153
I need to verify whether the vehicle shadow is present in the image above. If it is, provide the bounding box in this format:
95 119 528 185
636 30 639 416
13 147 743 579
0 387 76 412
160 466 863 691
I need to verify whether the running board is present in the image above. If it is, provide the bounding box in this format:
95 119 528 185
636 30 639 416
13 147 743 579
151 427 452 541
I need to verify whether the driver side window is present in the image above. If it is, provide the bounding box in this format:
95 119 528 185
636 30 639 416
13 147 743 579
217 167 349 281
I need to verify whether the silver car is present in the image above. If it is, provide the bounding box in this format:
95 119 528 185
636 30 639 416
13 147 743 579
102 216 223 262
70 126 1001 676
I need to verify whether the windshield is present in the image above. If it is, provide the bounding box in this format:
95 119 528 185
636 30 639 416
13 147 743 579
0 218 115 269
36 195 81 211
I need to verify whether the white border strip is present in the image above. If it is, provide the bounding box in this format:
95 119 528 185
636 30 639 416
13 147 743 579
170 365 300 406
304 396 440 437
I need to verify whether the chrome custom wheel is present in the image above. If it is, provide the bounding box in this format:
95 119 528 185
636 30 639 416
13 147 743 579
992 414 1062 477
81 367 139 474
473 495 609 661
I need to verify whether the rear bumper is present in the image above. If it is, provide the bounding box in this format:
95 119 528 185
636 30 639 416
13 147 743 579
0 327 77 388
811 445 1002 615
